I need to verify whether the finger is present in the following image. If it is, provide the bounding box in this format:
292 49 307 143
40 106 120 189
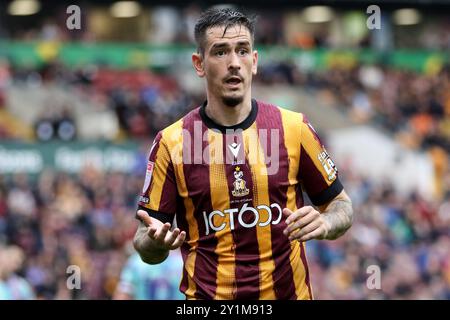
165 228 180 245
284 210 320 235
147 226 157 240
137 210 153 227
283 208 300 234
299 225 327 242
170 231 186 250
289 219 321 240
285 206 315 225
154 223 171 242
282 208 294 219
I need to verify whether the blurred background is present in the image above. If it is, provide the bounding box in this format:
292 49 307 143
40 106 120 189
0 0 449 300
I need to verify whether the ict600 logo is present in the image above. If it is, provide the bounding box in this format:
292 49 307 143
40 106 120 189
202 203 282 235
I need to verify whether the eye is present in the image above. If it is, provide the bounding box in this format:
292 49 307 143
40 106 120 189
215 50 226 57
238 48 249 56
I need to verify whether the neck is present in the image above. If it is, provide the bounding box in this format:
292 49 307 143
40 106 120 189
205 94 252 127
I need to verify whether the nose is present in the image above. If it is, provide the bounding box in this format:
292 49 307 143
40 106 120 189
228 51 241 71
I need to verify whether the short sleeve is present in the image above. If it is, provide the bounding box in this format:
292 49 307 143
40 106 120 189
298 116 343 206
137 131 177 219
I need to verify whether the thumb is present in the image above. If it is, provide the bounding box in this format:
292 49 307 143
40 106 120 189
136 210 153 227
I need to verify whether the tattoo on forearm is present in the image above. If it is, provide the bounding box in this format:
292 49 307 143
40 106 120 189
322 199 353 240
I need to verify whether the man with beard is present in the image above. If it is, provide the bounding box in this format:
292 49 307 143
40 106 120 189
133 8 353 300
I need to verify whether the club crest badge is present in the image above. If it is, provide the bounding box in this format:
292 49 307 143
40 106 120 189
232 166 250 197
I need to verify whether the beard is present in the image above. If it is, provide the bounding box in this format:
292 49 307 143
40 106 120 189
222 95 243 107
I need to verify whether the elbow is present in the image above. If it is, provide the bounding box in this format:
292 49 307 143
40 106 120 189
341 204 354 234
342 220 353 236
339 206 354 238
328 223 352 241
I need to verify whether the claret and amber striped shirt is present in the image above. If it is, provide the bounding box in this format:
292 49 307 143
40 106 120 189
137 99 343 300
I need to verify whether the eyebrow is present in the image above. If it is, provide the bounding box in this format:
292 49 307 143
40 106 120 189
210 43 229 50
210 40 251 51
236 40 251 47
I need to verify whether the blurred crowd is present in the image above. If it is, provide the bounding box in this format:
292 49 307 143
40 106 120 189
0 60 199 141
1 4 449 50
312 66 450 154
2 58 449 157
308 167 450 299
0 166 449 299
0 168 144 299
259 62 450 153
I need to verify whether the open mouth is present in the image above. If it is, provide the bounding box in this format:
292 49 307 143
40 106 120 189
225 77 242 85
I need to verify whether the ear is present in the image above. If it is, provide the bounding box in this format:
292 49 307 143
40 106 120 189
252 50 258 75
192 53 205 78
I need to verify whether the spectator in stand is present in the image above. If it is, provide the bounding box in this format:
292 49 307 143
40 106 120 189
0 246 35 299
113 250 184 300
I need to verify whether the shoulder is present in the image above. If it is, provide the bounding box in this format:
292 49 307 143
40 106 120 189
9 276 35 299
278 106 305 125
256 100 306 129
158 107 201 144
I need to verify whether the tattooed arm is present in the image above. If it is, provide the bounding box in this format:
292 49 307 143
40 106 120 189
317 190 353 240
283 190 353 241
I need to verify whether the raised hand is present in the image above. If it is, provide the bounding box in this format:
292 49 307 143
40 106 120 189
136 210 186 250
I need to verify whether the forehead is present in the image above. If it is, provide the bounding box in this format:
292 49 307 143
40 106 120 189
204 25 252 47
